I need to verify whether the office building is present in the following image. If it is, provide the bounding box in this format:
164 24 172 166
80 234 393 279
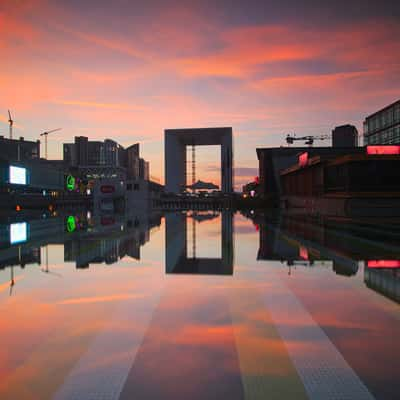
126 143 140 179
139 158 149 180
363 99 400 145
63 136 125 167
63 136 153 186
0 136 40 162
256 146 365 198
165 127 233 194
332 125 358 147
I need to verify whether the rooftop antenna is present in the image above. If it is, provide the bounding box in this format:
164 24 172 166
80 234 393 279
40 128 62 159
8 110 13 139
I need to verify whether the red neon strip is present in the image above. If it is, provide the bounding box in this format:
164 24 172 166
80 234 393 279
298 152 308 167
366 146 400 155
367 260 400 268
299 246 309 260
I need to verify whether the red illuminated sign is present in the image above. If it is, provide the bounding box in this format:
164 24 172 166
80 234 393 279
366 146 400 155
254 176 259 184
298 152 308 167
299 246 309 260
100 185 115 193
367 260 400 268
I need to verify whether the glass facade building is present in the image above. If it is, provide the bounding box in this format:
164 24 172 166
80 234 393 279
363 100 400 145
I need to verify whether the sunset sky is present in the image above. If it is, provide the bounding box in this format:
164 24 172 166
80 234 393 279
1 0 399 188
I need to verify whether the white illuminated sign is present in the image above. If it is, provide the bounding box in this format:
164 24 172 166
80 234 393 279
9 166 27 185
10 222 28 244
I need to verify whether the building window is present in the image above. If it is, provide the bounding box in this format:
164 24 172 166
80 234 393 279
395 104 400 123
394 126 400 143
127 183 132 191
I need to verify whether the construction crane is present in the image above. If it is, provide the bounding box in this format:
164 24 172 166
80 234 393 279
8 110 13 139
286 134 330 147
40 128 62 159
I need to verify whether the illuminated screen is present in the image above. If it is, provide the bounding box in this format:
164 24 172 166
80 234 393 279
9 166 27 185
10 222 28 244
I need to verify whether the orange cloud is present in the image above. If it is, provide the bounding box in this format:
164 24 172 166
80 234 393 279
1 0 399 187
57 293 146 305
54 100 147 111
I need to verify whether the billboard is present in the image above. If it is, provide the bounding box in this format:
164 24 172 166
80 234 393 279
10 222 28 244
9 166 27 185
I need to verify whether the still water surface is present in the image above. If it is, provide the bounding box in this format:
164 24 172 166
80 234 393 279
0 211 399 399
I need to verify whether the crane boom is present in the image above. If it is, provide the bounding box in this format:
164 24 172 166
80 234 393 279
40 128 62 159
40 128 62 136
286 134 330 146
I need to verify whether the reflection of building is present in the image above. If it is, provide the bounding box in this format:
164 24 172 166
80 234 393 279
256 213 400 293
363 99 400 145
0 246 41 270
64 239 119 268
64 213 162 268
364 268 400 303
255 215 380 275
165 212 234 274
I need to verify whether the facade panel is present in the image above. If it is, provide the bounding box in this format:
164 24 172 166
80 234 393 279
363 100 400 145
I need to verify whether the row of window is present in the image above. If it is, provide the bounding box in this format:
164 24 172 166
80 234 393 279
365 103 400 134
364 124 400 144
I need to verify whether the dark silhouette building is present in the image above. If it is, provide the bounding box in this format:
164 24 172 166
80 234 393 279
0 136 40 162
164 127 233 194
126 143 140 179
363 99 400 145
64 136 124 167
139 158 149 180
256 146 365 198
332 125 358 147
165 212 233 275
63 137 151 183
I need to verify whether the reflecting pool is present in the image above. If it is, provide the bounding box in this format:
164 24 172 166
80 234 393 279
0 211 399 399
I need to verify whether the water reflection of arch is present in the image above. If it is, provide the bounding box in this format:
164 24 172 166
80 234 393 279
165 211 233 275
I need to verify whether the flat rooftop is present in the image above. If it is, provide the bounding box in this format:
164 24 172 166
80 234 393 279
165 127 232 145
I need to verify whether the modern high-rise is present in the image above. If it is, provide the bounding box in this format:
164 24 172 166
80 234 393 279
63 136 152 182
139 158 149 180
0 136 40 161
363 99 400 145
126 143 140 179
63 137 124 167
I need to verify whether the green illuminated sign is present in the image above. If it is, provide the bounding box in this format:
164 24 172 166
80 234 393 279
66 175 75 191
66 216 76 233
